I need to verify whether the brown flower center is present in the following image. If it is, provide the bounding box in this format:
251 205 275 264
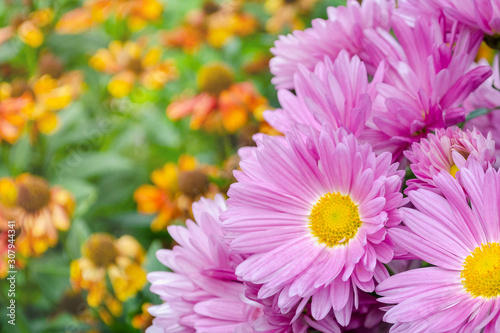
17 176 51 213
197 63 234 96
83 234 118 268
178 170 209 198
126 58 143 75
10 78 31 98
203 1 220 15
38 53 64 79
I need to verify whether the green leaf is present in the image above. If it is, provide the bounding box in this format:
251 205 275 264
65 218 91 260
465 108 492 122
8 137 32 175
54 152 134 180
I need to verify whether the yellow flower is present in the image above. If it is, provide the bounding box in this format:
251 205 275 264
90 40 177 98
134 155 219 231
70 233 147 323
17 20 44 48
29 8 54 27
1 174 74 257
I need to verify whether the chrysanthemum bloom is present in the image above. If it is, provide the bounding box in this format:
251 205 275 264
366 16 490 160
264 50 380 137
404 127 496 194
247 280 385 333
167 62 269 133
464 55 500 165
134 155 219 232
403 0 500 42
1 174 74 257
269 0 394 89
89 40 177 98
70 233 147 324
147 195 263 332
0 8 53 48
56 0 163 33
223 126 404 324
264 0 319 34
464 55 500 112
377 162 500 332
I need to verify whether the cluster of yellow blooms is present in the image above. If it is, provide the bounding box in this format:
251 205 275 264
89 40 178 98
0 53 84 144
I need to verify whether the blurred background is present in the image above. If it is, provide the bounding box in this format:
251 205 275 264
0 0 339 332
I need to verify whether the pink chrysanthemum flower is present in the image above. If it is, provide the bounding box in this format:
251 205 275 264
367 16 490 159
409 0 500 36
146 195 262 333
269 0 394 89
265 50 380 138
466 111 500 167
464 56 500 111
223 126 404 325
247 281 385 333
377 162 500 332
404 126 496 194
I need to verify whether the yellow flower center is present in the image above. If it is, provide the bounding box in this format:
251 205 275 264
17 176 50 213
83 234 118 268
308 192 362 247
197 63 234 96
449 164 459 178
461 242 500 298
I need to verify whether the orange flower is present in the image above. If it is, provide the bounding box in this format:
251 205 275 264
0 174 74 257
131 303 154 330
90 40 177 98
56 8 95 34
264 0 319 33
161 1 259 51
0 54 83 140
167 63 269 133
56 0 163 34
134 155 219 231
161 25 205 54
70 233 147 323
0 84 28 144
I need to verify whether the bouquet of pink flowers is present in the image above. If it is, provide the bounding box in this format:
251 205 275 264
147 1 500 332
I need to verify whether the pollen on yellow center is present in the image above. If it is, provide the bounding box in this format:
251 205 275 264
449 164 459 178
308 192 362 247
461 242 500 298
